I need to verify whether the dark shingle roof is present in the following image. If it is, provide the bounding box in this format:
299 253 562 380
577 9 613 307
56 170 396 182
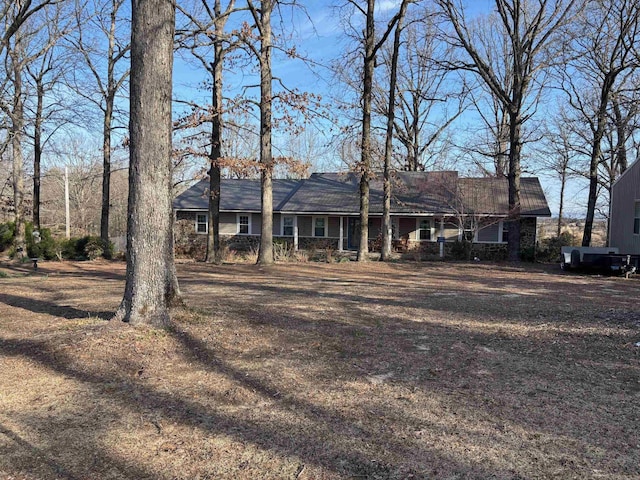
281 172 551 217
172 178 300 212
173 172 551 217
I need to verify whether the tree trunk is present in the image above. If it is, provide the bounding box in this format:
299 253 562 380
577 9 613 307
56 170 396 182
613 98 628 174
557 165 566 238
582 78 612 247
507 109 521 262
11 47 25 257
113 0 179 326
381 0 408 261
100 2 121 250
101 97 113 249
357 0 376 262
33 80 43 230
206 0 225 264
257 0 274 265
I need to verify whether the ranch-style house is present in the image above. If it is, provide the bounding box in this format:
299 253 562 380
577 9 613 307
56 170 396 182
173 171 552 259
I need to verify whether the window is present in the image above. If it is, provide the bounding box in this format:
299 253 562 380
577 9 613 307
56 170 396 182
477 223 500 243
196 214 208 234
238 214 250 235
418 219 431 240
282 216 294 236
634 201 640 235
502 222 509 243
314 217 326 237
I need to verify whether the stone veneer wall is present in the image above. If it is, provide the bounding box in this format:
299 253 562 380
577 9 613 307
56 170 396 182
402 217 537 261
175 217 538 261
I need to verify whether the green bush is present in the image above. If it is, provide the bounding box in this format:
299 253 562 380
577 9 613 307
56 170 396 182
25 223 59 260
83 236 105 260
0 222 15 252
0 221 114 261
59 238 80 259
65 235 113 260
450 239 472 261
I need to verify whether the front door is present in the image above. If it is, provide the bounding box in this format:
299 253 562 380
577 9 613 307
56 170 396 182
347 217 361 250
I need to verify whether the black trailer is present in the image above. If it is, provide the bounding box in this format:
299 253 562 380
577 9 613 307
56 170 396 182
561 247 639 277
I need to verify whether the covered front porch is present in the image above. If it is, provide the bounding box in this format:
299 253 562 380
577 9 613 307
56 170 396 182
281 214 464 257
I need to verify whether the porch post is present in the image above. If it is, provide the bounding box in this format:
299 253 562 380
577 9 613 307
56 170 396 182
294 216 299 251
439 217 445 258
339 216 344 251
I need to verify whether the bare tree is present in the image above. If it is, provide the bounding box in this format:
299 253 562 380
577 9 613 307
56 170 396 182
67 0 130 249
25 2 74 230
542 113 580 236
436 0 578 261
338 0 403 261
381 0 410 261
563 0 640 246
0 1 40 256
380 8 467 172
559 0 640 245
176 0 240 263
0 0 61 58
114 0 180 326
244 0 276 264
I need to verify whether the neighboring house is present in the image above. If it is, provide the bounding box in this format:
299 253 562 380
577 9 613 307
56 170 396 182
610 159 640 254
173 171 551 259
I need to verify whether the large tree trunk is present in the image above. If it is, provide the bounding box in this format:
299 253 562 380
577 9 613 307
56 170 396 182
206 45 222 263
507 109 522 262
357 0 376 262
381 0 408 261
206 0 225 264
101 97 113 249
257 0 274 265
582 78 612 247
11 47 25 257
33 81 43 230
113 0 179 326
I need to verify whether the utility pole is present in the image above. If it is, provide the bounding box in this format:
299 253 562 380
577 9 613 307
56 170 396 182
64 166 70 239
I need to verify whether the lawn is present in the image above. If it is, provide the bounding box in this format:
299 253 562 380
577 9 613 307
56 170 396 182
0 259 639 479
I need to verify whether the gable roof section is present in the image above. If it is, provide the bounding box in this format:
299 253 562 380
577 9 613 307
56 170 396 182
458 177 551 217
173 172 551 217
281 172 551 217
172 178 300 212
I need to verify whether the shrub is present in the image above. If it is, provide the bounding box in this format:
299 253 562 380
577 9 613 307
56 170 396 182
83 236 105 260
0 222 15 252
273 238 294 262
73 235 113 260
450 239 472 261
25 223 59 260
55 236 114 260
520 246 536 262
536 231 578 263
59 238 80 260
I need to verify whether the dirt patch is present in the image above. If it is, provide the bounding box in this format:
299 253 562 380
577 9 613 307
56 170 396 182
1 259 639 479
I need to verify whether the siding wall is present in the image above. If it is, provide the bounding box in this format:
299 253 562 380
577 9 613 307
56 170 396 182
328 217 341 238
298 216 312 237
219 212 237 235
273 213 281 236
610 160 640 254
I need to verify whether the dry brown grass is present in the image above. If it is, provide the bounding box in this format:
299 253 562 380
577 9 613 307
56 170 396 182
0 259 639 479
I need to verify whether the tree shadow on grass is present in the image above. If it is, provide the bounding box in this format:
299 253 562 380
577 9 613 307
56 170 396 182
0 293 112 320
0 333 523 479
0 416 162 480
